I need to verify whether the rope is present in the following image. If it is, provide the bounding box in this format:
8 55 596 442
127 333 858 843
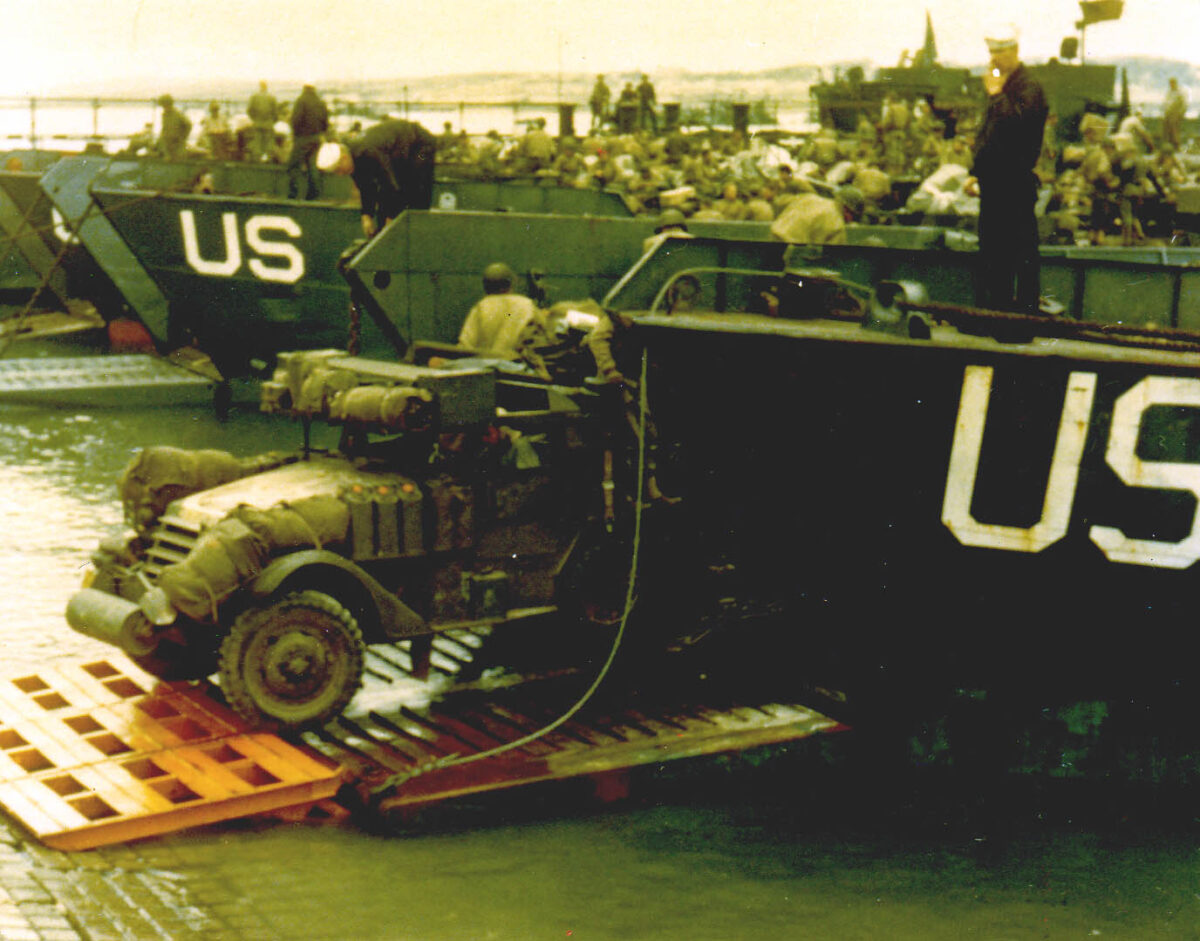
367 347 652 801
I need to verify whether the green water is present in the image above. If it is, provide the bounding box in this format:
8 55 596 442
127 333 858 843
0 359 1196 940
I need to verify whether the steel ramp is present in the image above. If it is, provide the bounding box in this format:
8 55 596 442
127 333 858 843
0 659 342 851
305 663 846 813
0 644 845 849
0 354 218 406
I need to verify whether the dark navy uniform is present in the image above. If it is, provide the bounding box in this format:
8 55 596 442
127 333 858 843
971 64 1048 313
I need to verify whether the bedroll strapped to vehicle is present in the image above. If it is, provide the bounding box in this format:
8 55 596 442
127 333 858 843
118 447 291 534
155 495 351 622
294 366 359 416
328 384 434 429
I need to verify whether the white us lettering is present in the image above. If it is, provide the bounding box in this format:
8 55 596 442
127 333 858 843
943 365 1200 569
180 211 304 284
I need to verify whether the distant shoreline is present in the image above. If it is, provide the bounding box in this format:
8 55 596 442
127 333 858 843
18 53 1199 105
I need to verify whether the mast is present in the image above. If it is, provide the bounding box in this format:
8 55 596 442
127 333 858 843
922 10 938 66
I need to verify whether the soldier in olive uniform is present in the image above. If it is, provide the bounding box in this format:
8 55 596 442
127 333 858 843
589 75 611 131
155 95 192 160
636 74 658 135
246 81 279 163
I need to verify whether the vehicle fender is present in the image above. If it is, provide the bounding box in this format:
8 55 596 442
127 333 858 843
247 549 426 642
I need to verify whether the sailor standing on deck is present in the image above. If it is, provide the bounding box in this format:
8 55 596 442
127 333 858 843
965 23 1048 314
319 118 437 237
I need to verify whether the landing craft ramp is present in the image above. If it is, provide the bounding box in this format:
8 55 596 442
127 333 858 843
342 210 777 346
0 164 120 313
0 354 221 407
39 156 171 342
0 646 843 849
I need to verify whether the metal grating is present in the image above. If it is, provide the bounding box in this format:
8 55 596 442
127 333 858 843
308 678 846 813
0 355 215 407
0 659 343 850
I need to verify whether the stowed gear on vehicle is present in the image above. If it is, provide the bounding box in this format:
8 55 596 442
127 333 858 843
66 351 634 730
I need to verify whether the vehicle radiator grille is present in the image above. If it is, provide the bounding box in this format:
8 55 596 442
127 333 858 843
142 515 201 580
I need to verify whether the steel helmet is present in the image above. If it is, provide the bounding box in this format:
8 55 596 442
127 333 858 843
482 262 515 293
655 208 688 232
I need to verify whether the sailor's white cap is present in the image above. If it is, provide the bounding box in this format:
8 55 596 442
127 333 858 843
984 22 1019 51
316 141 347 172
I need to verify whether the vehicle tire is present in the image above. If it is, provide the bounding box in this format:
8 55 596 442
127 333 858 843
218 590 365 730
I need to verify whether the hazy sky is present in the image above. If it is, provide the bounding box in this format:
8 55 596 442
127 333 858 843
7 0 1196 95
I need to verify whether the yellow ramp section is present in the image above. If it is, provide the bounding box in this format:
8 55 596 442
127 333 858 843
0 659 343 850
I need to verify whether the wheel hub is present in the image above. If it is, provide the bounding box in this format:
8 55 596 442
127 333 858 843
259 631 330 698
220 591 366 730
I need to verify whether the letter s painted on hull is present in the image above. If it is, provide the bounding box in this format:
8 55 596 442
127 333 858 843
1089 376 1200 568
942 365 1200 570
245 215 305 283
180 211 304 284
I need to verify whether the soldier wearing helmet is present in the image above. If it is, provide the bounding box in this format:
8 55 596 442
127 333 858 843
642 207 694 254
457 263 540 355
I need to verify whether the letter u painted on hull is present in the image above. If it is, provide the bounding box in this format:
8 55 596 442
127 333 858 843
181 210 240 276
942 365 1097 553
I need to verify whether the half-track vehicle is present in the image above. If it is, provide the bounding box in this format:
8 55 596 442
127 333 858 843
67 352 627 729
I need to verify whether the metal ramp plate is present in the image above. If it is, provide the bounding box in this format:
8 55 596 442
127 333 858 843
0 659 342 851
0 354 217 406
305 656 845 813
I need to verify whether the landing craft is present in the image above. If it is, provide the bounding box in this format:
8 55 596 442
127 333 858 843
64 238 1200 728
811 1 1123 140
39 155 637 376
611 257 1200 710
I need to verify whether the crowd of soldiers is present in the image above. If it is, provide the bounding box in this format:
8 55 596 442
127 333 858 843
134 75 1199 246
435 82 1199 248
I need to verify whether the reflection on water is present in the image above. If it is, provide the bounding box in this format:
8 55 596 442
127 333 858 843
156 800 1200 941
0 402 299 669
0 396 1196 939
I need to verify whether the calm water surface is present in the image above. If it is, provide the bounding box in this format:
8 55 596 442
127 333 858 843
0 373 1197 940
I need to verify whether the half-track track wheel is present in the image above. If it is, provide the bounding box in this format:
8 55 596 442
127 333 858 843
219 590 365 731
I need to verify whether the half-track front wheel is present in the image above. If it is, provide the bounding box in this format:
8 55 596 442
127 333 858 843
218 590 365 730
